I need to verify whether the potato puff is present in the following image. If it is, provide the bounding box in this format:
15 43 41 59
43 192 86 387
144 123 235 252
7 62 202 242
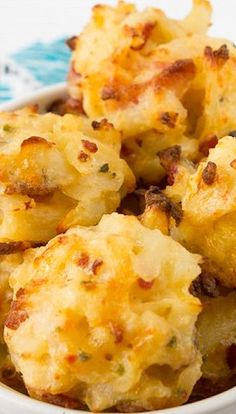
157 36 236 144
67 0 236 183
112 37 236 185
67 0 212 137
0 110 135 243
170 136 236 288
76 58 195 138
68 0 212 78
140 184 236 399
119 37 236 184
68 0 211 93
5 213 201 412
68 7 236 185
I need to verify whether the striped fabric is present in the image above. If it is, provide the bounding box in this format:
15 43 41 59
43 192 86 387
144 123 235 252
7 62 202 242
0 38 70 103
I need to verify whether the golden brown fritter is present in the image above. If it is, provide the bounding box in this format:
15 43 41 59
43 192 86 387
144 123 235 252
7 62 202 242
4 213 201 412
0 109 134 242
193 291 236 399
68 0 212 134
67 0 236 186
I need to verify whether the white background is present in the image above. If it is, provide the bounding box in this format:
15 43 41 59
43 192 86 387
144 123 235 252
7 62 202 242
0 0 236 56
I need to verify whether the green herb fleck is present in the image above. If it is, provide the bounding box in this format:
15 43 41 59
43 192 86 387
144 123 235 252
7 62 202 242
79 352 91 362
117 363 125 375
3 124 13 133
167 336 177 348
175 388 187 398
99 163 109 173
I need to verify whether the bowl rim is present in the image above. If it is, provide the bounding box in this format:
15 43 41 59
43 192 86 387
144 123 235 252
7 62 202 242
0 382 236 414
0 82 67 112
0 84 236 414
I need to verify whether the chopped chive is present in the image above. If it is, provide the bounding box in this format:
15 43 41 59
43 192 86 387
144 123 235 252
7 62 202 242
3 124 13 133
116 363 125 375
99 163 109 173
167 336 177 348
79 352 91 362
175 388 186 398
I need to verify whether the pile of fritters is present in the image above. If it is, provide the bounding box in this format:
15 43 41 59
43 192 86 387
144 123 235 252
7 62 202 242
1 0 236 412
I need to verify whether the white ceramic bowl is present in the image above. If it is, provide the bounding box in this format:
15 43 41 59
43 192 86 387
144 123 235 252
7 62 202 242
0 84 235 414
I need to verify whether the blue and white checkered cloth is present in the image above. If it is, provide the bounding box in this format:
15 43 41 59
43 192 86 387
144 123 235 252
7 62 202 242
0 38 70 103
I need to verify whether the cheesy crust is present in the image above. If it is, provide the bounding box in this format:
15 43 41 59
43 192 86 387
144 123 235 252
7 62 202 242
4 213 201 412
0 110 135 242
67 0 236 185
